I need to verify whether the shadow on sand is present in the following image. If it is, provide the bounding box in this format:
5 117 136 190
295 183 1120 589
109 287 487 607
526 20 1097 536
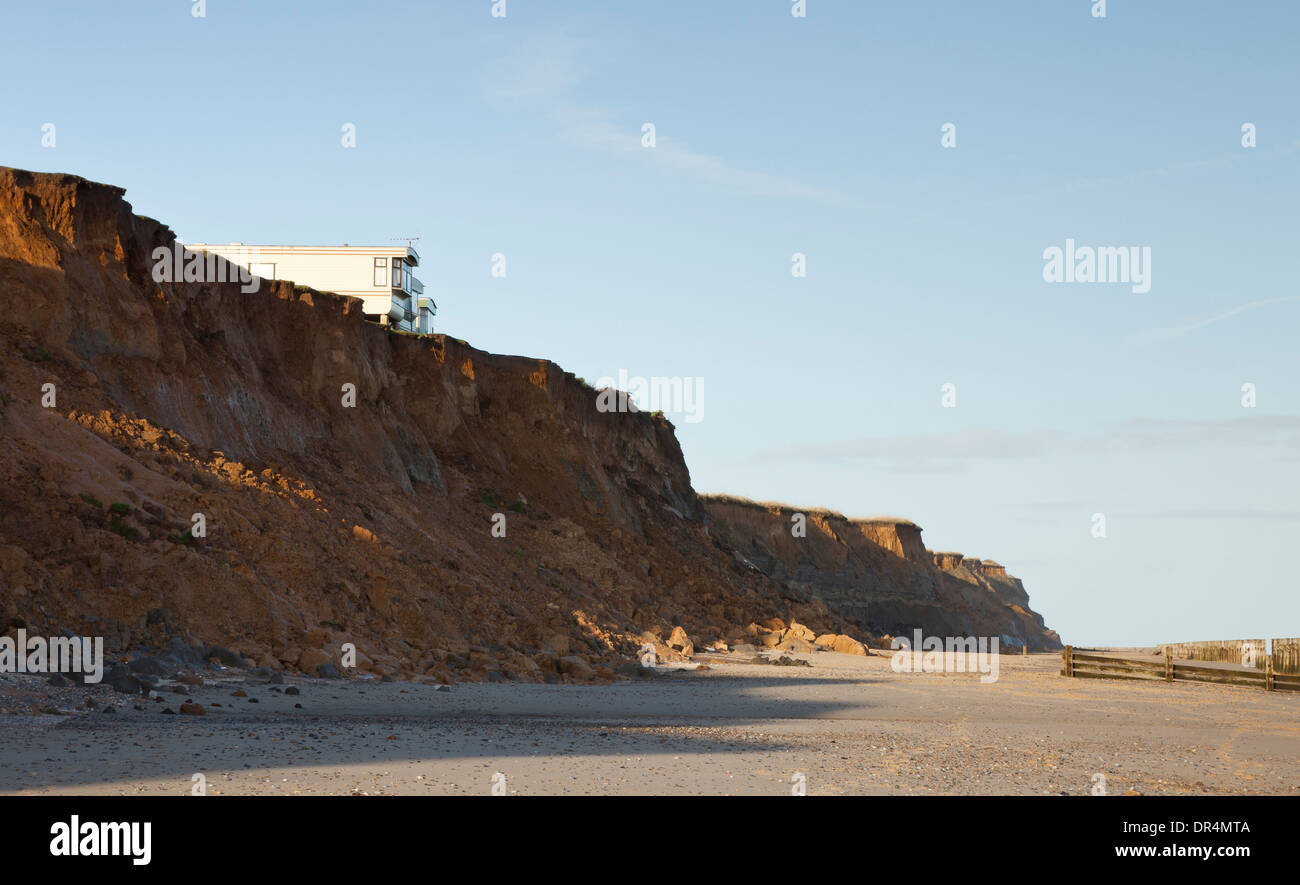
2 671 883 792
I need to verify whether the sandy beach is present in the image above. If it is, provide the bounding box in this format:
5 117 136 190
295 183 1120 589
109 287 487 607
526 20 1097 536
3 650 1297 796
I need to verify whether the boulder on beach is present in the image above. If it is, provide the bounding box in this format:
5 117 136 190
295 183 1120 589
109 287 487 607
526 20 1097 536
666 626 694 657
814 634 869 656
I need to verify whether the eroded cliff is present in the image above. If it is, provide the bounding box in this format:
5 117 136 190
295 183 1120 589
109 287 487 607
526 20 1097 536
701 496 1061 650
1 168 862 681
0 168 1059 682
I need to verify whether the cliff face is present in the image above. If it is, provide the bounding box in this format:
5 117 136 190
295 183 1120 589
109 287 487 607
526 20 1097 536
0 168 863 680
701 496 1061 650
856 519 928 563
0 167 1059 679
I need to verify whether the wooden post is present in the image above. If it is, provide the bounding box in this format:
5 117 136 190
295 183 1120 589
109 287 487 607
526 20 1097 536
1165 647 1173 683
1266 654 1275 691
1022 644 1028 656
1062 645 1073 677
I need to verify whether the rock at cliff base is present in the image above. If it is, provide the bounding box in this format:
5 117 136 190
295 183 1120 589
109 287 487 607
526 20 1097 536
207 646 244 668
296 648 330 673
776 635 816 653
557 656 595 680
542 634 571 656
652 643 691 663
783 621 816 643
814 634 869 656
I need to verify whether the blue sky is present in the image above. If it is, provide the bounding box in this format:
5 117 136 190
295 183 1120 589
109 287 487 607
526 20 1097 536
3 1 1297 645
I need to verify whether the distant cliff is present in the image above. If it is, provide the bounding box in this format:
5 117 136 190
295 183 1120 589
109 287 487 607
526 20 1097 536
701 496 1061 650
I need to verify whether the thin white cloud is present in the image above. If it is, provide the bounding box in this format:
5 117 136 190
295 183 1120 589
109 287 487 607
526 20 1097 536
484 31 854 206
1125 508 1300 523
760 416 1300 466
1098 415 1300 452
761 429 1064 462
483 29 592 100
906 140 1300 224
563 118 856 206
1127 295 1300 345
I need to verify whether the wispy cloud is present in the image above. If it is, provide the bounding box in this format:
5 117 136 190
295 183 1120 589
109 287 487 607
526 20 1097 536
482 29 592 101
759 429 1064 463
905 139 1300 224
1127 295 1300 345
1124 508 1300 523
561 117 856 206
759 415 1300 469
1097 415 1300 453
483 29 854 206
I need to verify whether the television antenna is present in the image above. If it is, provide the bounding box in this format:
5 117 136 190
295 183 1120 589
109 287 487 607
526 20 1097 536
391 235 422 248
